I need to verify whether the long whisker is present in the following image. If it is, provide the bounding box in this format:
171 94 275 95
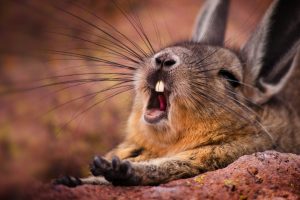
72 2 148 59
46 50 137 70
40 81 133 118
192 72 259 92
190 78 274 145
0 77 133 96
7 72 133 85
47 31 141 65
56 86 133 134
51 3 148 60
49 28 143 63
112 1 155 55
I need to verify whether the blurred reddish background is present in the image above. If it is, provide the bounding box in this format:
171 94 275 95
0 0 271 197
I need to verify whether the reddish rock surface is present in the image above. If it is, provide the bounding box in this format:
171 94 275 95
20 151 300 200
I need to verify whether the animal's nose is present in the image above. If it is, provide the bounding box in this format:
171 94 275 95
155 55 176 69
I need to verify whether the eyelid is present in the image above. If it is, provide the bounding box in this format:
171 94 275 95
218 69 240 87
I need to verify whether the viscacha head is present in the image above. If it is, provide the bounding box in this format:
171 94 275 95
130 0 300 146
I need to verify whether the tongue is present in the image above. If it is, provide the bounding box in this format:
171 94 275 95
158 95 166 111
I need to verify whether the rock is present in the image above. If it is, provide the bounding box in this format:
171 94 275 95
22 151 300 200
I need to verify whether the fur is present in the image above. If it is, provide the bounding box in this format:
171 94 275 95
55 0 300 187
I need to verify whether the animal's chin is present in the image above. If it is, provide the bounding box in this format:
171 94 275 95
143 89 170 124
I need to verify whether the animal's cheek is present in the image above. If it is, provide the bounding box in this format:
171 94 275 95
170 78 192 97
133 78 148 93
134 68 149 81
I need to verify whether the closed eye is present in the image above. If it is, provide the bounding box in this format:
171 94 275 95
218 69 240 87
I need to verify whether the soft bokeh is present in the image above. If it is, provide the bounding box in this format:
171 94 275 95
0 0 271 197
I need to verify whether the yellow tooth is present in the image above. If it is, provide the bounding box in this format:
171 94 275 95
155 80 164 92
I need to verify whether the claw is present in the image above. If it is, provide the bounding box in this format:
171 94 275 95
53 176 82 187
112 156 121 170
89 155 141 186
91 156 112 176
93 156 101 167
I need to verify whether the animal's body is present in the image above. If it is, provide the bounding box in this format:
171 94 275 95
56 0 300 186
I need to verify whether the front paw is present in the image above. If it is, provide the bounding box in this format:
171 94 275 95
53 176 82 187
90 156 141 186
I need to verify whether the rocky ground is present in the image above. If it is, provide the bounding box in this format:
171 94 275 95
20 151 300 200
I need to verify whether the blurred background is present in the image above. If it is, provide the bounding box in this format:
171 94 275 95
0 0 271 197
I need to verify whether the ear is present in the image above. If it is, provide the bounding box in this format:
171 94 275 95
192 0 230 45
242 0 300 104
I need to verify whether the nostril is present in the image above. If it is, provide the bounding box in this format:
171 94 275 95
164 59 176 67
155 55 176 68
155 57 162 65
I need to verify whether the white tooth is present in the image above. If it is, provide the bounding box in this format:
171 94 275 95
159 81 164 92
155 81 164 92
155 81 160 92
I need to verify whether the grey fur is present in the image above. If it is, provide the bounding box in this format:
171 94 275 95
242 0 300 104
192 0 230 45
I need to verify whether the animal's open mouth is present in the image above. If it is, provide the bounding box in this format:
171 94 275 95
144 81 170 124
